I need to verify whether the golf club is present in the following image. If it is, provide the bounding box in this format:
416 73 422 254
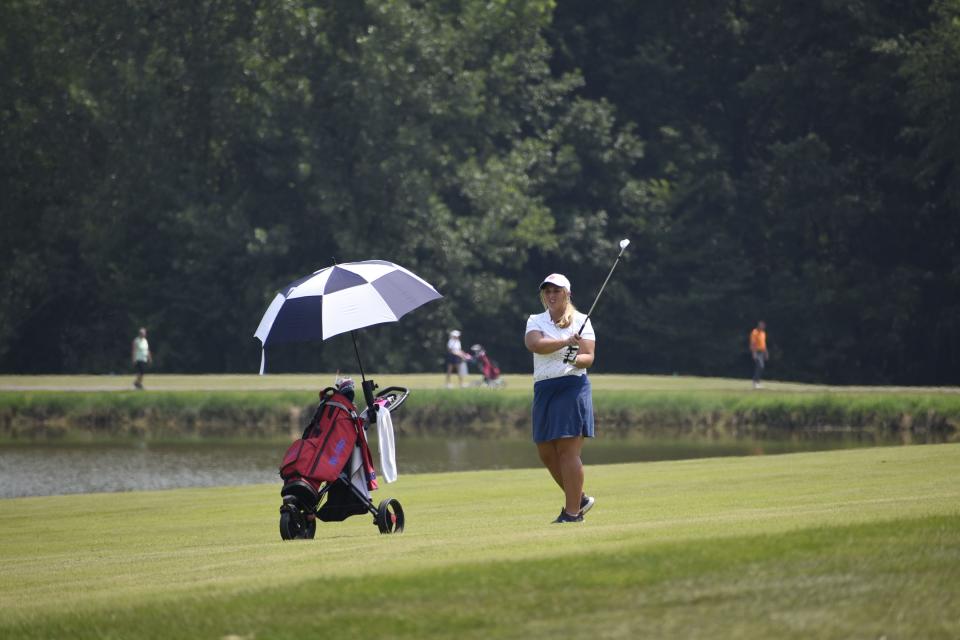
563 238 631 362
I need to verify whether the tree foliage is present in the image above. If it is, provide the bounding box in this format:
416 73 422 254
1 0 958 384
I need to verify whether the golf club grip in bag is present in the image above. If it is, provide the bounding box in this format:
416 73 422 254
279 389 359 484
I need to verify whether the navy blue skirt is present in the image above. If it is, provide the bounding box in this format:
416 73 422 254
532 374 595 443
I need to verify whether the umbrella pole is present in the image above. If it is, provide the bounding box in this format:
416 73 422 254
350 330 378 413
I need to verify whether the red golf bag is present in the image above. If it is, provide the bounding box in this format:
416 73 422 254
278 383 409 540
280 388 362 486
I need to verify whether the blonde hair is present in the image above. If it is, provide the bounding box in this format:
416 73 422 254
540 289 577 329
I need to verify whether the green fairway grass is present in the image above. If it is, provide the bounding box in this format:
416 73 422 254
2 443 958 639
3 371 959 393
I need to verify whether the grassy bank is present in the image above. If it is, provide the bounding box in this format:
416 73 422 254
1 443 958 639
1 374 959 440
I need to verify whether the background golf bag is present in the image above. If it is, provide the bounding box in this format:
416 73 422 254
470 344 504 387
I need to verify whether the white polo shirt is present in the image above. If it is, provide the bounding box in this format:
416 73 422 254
447 337 462 354
525 311 595 382
133 337 150 363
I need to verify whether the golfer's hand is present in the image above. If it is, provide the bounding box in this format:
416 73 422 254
562 343 580 364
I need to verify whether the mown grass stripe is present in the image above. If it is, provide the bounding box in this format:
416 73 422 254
3 515 958 639
1 444 958 638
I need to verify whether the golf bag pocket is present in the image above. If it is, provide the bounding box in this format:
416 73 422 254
280 421 358 484
280 389 363 483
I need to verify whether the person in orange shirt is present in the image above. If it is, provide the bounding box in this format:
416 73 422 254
749 321 768 389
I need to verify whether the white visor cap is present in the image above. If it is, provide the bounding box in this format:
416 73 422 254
539 273 571 293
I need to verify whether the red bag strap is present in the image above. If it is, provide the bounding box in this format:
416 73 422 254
322 400 358 420
303 389 360 438
318 387 359 417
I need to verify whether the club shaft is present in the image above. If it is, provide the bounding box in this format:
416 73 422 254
576 246 629 336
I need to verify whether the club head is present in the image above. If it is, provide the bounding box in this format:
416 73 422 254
619 238 631 251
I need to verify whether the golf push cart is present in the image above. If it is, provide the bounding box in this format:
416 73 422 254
278 377 408 540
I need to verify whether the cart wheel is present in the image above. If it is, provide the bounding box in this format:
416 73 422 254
279 509 298 540
376 498 405 534
279 506 316 540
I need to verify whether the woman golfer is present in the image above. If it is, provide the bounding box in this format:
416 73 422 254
524 273 596 523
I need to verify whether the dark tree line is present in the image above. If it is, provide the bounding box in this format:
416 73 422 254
1 0 958 384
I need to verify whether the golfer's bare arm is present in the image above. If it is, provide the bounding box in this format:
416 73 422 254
524 331 595 369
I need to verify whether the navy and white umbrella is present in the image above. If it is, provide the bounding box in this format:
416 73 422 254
254 260 442 374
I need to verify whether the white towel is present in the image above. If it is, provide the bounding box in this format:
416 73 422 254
376 406 397 483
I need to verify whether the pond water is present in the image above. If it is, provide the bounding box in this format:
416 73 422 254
0 430 930 499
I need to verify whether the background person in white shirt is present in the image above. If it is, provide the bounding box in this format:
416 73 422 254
524 274 596 523
445 329 471 388
131 327 152 389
